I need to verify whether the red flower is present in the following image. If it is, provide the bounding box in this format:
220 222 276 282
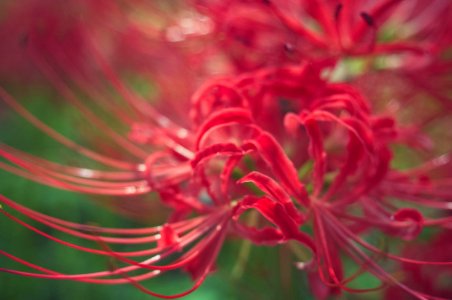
1 1 452 299
385 232 452 299
195 0 452 70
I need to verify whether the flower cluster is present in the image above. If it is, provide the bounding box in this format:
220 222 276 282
1 0 451 299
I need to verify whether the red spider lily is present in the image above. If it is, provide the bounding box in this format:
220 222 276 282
2 56 452 299
1 0 452 299
385 232 452 299
0 0 205 120
126 58 450 298
353 53 452 157
0 0 121 82
0 48 316 297
194 0 452 70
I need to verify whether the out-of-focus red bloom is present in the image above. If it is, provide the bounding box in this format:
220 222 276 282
385 232 452 299
0 0 119 82
0 0 204 120
194 0 452 70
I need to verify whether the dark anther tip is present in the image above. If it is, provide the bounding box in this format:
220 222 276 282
335 3 343 19
19 34 29 47
284 43 295 53
360 12 374 27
